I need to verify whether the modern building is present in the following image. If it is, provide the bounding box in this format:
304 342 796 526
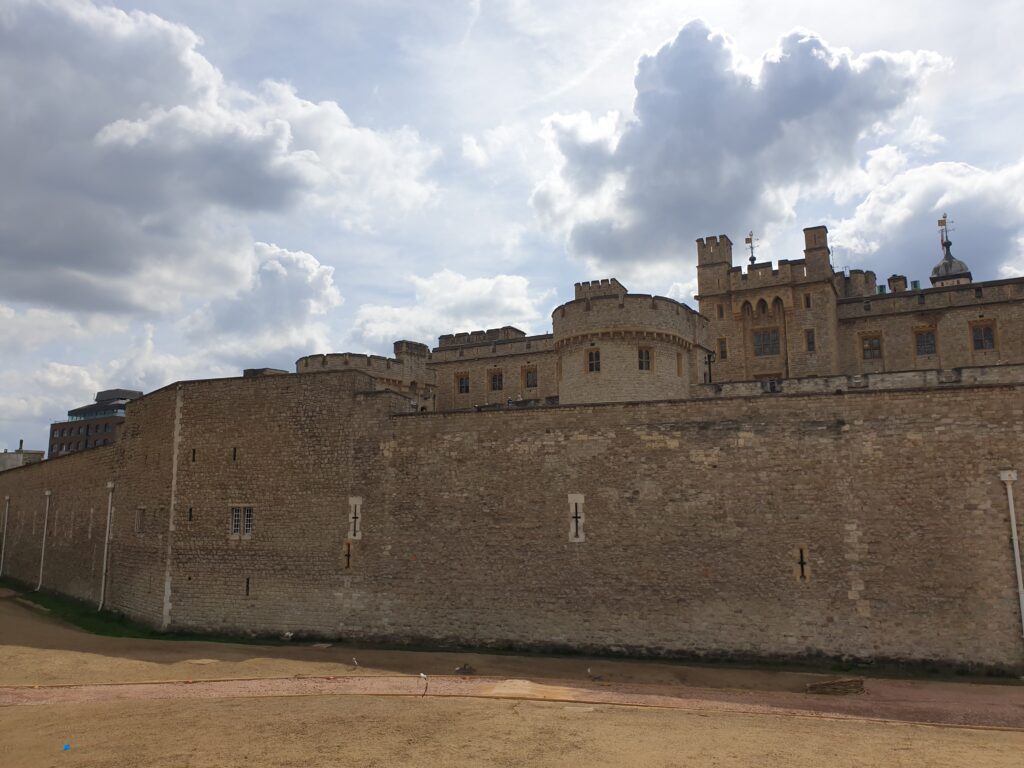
47 389 142 458
0 440 44 472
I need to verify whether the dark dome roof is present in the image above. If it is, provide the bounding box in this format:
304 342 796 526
931 240 971 279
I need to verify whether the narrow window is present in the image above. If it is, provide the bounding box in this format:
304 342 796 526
796 547 810 581
587 350 600 372
917 293 926 305
972 323 995 350
915 330 936 356
975 287 983 298
232 447 237 461
242 507 254 536
191 448 196 462
348 497 363 540
187 507 194 522
524 366 538 389
862 335 882 360
805 329 815 353
716 304 724 319
135 507 144 533
490 371 503 391
245 577 250 596
718 339 728 361
638 348 651 371
344 541 352 569
456 373 470 394
568 493 585 542
803 293 811 309
230 506 241 535
752 328 780 356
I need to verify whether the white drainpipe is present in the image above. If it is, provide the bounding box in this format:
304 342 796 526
36 490 51 591
0 495 10 576
98 481 115 611
999 470 1024 639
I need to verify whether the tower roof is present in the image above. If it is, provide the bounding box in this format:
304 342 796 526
930 238 971 284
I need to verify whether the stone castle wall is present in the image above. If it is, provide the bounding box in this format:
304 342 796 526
3 368 1024 669
0 446 116 604
429 335 557 410
552 294 708 403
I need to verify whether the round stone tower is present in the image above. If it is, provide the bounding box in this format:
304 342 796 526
552 279 709 405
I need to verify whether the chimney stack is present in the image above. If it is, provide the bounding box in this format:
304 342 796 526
18 439 23 451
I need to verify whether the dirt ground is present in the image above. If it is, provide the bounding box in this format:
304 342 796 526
2 590 1024 767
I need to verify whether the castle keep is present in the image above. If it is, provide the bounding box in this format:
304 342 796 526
3 224 1024 671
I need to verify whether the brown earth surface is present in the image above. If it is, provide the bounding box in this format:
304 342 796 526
2 590 1024 767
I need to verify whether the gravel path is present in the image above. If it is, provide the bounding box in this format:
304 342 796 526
3 673 1023 730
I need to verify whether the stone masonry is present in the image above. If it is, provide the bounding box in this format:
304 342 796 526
2 366 1024 671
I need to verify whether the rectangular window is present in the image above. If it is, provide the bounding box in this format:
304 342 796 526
718 338 727 361
230 506 241 535
803 293 811 309
716 304 724 319
135 507 144 533
456 373 470 394
862 335 882 360
805 329 815 352
753 328 780 357
915 330 936 355
242 506 254 536
524 366 538 388
973 323 995 350
638 348 651 371
587 349 600 372
490 370 503 391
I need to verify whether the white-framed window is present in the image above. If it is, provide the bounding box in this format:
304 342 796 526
229 506 255 537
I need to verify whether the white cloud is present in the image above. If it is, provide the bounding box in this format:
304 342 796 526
830 158 1024 281
0 363 102 426
0 304 121 354
352 270 552 347
531 20 946 274
184 242 343 365
0 0 437 314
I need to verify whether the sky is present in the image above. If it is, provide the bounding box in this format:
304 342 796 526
2 0 1023 451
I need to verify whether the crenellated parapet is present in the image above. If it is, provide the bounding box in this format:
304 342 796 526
552 284 710 404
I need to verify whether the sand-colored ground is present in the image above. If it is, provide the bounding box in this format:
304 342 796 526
2 590 1023 767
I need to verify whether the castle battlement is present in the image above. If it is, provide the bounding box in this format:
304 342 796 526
574 278 627 300
437 326 527 348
